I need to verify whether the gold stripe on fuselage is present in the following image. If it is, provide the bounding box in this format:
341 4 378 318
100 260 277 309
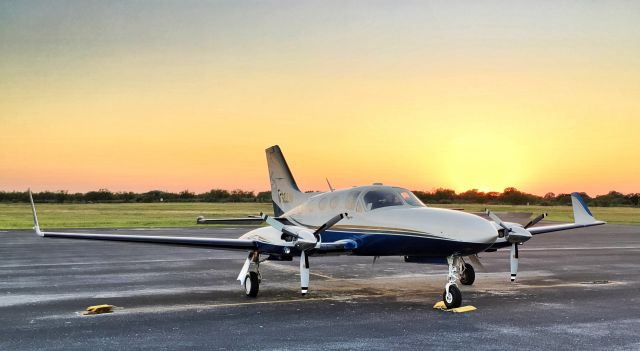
288 217 431 236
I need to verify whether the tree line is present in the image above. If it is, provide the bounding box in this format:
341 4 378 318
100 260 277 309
1 187 639 207
412 187 640 207
1 189 271 204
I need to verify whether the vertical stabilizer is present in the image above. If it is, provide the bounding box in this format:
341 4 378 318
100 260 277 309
265 145 310 216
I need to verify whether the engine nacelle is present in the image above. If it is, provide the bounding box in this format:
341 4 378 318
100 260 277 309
506 226 532 244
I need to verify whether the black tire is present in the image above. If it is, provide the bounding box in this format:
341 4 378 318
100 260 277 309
244 271 260 298
443 285 462 309
460 263 475 286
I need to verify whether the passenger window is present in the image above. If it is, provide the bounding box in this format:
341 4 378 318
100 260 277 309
318 197 327 211
329 195 340 209
307 199 317 213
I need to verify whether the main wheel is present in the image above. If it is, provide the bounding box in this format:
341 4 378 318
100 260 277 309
244 271 260 297
460 263 475 286
443 285 462 309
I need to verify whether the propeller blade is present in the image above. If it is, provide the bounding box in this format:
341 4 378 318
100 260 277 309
467 254 487 273
261 212 285 232
510 243 519 282
485 209 511 232
524 213 548 229
313 213 348 239
300 251 310 295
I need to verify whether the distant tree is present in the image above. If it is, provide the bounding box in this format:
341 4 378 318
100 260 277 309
554 193 572 206
201 189 230 202
432 188 456 203
458 189 486 203
228 189 255 202
256 191 271 202
85 189 114 202
178 190 196 201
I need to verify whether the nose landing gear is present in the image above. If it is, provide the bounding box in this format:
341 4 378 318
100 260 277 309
443 256 463 309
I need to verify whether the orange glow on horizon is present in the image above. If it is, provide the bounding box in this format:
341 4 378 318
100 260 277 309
1 2 639 197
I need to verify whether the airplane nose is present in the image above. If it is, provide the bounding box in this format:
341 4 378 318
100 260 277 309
467 213 499 244
437 209 498 245
478 221 499 244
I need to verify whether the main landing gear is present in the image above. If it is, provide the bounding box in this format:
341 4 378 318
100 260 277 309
239 252 262 298
459 261 475 286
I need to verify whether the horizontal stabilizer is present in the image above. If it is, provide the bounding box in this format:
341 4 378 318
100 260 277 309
196 216 264 225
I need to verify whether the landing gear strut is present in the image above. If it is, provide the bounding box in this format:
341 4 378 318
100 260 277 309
443 256 463 308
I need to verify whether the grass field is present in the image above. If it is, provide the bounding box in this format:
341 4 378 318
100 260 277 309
1 202 639 229
0 203 272 229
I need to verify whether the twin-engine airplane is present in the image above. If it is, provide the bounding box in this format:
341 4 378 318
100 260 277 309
28 145 605 308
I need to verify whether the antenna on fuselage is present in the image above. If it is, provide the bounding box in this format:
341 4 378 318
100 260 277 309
326 178 335 192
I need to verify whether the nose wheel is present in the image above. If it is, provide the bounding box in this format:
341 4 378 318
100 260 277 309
443 284 462 308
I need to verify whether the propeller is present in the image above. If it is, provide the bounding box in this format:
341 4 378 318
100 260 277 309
313 213 347 241
485 209 543 282
262 212 348 295
524 212 548 229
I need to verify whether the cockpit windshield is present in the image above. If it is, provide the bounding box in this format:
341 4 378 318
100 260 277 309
363 188 425 210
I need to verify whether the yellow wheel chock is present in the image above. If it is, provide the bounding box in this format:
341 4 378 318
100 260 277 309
85 304 114 314
433 301 477 313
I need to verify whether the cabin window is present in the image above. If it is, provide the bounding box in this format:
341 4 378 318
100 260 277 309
329 195 341 209
398 189 425 207
306 198 317 213
345 190 361 210
318 197 327 211
363 189 404 210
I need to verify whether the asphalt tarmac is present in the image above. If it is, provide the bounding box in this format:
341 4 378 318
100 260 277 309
1 223 639 350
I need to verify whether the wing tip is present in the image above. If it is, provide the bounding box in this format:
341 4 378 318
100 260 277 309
28 188 44 237
570 192 600 224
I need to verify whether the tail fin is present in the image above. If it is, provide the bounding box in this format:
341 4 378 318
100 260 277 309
265 145 312 216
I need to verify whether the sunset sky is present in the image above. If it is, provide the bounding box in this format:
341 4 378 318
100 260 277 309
1 1 639 196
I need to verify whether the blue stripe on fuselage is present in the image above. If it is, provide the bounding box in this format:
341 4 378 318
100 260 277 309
320 230 492 257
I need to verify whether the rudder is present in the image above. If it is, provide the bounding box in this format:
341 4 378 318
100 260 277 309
265 145 309 216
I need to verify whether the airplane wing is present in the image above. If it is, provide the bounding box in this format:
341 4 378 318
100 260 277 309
486 192 605 251
527 192 606 235
28 190 355 256
26 191 275 252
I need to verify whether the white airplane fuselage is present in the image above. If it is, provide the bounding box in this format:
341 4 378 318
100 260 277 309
241 185 498 257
